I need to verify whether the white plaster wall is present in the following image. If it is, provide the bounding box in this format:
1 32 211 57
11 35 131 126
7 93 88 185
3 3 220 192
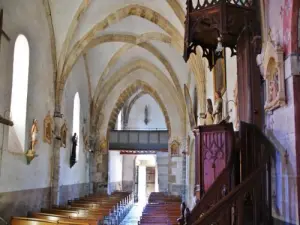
122 155 135 182
108 151 123 183
225 48 237 126
127 94 166 129
0 0 54 192
60 57 90 186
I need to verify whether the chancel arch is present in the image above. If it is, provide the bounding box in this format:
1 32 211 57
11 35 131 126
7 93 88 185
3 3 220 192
8 34 30 152
92 59 185 130
106 80 171 135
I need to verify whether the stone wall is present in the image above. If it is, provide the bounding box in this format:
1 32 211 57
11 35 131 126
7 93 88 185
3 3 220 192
59 183 90 205
0 187 50 221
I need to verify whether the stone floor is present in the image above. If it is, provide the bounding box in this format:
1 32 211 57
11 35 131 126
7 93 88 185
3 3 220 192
120 202 145 225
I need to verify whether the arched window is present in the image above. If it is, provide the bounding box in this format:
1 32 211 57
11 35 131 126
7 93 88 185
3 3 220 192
73 92 80 160
9 35 30 151
117 111 122 130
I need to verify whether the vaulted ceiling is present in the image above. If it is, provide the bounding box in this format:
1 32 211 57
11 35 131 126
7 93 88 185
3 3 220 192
45 0 207 134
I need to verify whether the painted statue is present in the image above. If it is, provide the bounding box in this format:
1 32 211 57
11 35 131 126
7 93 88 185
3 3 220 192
213 91 223 124
70 133 78 168
269 69 279 103
31 119 39 151
171 140 180 156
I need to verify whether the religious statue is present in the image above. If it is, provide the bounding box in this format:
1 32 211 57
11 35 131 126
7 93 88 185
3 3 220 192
43 113 53 144
60 122 68 148
30 119 38 151
170 140 180 156
200 98 214 125
99 138 108 154
268 69 279 103
25 119 39 164
213 91 223 124
70 133 78 168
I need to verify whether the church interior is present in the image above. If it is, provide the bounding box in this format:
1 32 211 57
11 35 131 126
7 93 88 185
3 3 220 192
0 0 299 224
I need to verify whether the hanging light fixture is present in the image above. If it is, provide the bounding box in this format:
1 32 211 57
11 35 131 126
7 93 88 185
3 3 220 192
215 35 224 55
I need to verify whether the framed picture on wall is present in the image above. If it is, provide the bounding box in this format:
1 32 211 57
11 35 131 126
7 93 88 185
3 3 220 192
213 49 227 97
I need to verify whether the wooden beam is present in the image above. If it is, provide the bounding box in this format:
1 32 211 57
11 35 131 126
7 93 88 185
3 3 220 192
0 115 13 126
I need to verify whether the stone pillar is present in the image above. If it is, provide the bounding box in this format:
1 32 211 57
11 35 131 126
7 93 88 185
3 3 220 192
51 111 63 205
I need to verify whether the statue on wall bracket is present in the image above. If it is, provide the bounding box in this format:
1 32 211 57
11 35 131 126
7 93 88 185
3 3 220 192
25 119 39 165
258 33 286 112
60 121 68 148
170 140 180 157
43 112 53 144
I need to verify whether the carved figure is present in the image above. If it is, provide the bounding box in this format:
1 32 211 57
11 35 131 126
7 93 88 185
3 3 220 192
268 69 279 103
259 37 286 112
99 138 108 154
43 113 53 144
30 119 38 151
60 122 67 148
213 91 223 124
201 98 214 125
70 133 77 168
171 140 180 156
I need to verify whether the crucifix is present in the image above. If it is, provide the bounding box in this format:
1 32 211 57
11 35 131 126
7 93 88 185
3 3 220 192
0 9 10 50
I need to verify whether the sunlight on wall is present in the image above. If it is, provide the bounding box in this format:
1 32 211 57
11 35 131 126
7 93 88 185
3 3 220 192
73 92 80 160
117 111 122 130
9 35 30 151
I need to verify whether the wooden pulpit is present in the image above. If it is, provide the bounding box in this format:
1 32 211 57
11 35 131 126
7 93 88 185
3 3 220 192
193 122 234 200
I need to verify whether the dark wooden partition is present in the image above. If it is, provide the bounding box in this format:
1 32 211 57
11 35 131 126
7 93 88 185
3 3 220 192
193 123 235 200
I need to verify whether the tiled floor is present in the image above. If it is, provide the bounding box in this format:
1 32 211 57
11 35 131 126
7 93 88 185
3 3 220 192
120 202 145 225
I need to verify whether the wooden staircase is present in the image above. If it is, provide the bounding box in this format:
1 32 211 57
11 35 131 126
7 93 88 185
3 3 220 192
179 122 274 225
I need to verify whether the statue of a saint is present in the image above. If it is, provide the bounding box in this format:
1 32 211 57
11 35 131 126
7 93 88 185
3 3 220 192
213 91 223 124
201 99 214 125
70 133 78 168
31 119 38 151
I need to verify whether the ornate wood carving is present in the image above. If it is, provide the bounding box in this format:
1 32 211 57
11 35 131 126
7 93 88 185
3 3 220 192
183 0 258 70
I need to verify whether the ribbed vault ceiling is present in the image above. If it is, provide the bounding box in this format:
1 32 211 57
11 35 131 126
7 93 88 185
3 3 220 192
46 0 206 133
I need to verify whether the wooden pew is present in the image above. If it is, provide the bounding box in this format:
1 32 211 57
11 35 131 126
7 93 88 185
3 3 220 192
11 217 88 225
11 191 133 225
138 192 181 225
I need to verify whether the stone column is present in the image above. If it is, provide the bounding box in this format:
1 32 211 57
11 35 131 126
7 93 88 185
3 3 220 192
51 111 63 205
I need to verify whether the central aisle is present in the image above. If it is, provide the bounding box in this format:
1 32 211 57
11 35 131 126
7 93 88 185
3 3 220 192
120 202 146 225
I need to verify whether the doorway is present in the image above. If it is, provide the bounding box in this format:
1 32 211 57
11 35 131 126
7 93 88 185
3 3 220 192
134 155 158 203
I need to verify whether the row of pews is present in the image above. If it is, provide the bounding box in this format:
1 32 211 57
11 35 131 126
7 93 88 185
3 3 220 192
11 191 133 225
138 192 181 225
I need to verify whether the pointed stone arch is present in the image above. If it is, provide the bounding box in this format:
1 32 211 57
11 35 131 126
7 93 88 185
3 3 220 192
93 59 185 129
106 80 171 135
55 4 206 116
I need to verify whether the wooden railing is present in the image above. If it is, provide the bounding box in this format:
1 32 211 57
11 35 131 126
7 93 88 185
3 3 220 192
181 122 274 225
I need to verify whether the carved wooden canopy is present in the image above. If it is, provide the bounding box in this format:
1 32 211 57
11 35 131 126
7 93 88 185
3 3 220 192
183 0 258 70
